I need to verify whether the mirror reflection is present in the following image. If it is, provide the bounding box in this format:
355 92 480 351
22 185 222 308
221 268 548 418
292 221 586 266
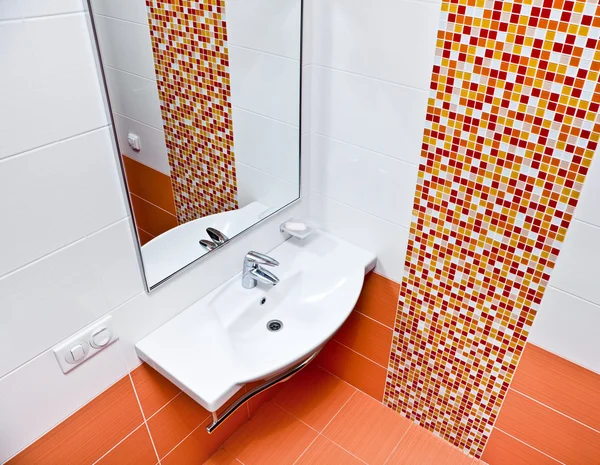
90 0 302 289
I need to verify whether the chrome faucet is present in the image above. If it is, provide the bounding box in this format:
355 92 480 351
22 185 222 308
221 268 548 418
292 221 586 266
242 251 279 289
207 227 229 245
199 228 229 252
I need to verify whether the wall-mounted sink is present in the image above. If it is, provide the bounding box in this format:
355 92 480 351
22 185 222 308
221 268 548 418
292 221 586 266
135 230 376 413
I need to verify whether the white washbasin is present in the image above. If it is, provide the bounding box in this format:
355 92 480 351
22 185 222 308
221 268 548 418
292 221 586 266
135 230 376 411
142 201 271 287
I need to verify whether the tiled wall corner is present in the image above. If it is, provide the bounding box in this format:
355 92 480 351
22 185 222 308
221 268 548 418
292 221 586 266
317 272 400 401
122 156 176 244
482 343 600 464
307 0 439 285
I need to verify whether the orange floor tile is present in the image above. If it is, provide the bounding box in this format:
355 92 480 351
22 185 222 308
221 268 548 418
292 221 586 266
205 366 484 465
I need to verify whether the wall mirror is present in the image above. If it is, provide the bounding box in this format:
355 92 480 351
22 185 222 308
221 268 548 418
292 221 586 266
89 0 302 289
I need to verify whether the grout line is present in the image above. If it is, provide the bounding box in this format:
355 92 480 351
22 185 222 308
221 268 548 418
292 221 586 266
0 125 110 164
129 193 178 217
160 413 211 462
330 339 390 370
573 217 600 231
228 42 300 62
146 391 183 422
353 308 395 331
291 435 319 465
113 111 165 133
546 284 600 310
311 131 421 169
509 388 600 434
0 214 131 285
104 64 157 83
236 160 297 187
312 63 430 94
128 373 162 464
278 390 369 465
383 423 413 465
494 427 566 464
94 12 148 28
91 422 146 465
321 390 357 431
2 370 134 463
137 226 156 239
310 192 411 233
233 105 299 129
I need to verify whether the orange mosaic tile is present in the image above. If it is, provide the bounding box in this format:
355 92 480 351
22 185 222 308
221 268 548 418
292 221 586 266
384 0 600 457
146 0 238 223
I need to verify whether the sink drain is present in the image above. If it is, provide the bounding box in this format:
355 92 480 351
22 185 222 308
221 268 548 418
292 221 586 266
267 320 283 332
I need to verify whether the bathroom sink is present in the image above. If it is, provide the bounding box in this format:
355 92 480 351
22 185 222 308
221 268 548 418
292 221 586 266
135 230 376 412
142 201 270 287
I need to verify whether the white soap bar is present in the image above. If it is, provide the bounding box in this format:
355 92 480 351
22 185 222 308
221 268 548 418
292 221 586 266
285 221 307 232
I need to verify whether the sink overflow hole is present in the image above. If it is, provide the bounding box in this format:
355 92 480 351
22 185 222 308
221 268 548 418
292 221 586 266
260 297 266 305
267 320 283 332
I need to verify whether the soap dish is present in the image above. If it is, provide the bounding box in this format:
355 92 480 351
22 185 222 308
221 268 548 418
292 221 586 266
280 218 313 239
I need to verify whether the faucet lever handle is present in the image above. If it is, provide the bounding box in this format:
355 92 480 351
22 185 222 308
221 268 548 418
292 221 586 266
245 251 279 267
206 227 229 245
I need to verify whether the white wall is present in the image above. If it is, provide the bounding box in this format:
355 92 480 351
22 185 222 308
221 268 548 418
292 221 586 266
0 1 308 461
90 0 170 175
529 153 600 374
227 0 301 210
306 0 441 283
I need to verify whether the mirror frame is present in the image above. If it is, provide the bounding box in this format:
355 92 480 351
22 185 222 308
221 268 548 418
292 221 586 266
86 0 305 291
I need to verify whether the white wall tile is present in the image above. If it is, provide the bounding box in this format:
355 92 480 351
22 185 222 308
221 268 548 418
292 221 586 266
529 287 600 374
233 107 299 184
113 113 170 175
311 0 439 91
229 45 300 126
0 0 22 20
311 134 418 228
310 193 408 283
226 0 301 59
86 219 144 310
236 162 299 210
575 151 600 227
0 217 142 378
0 14 107 159
90 0 149 24
0 128 127 278
310 65 428 166
18 0 84 17
93 15 156 80
104 66 164 129
0 240 108 377
0 343 128 464
550 220 600 306
301 133 310 196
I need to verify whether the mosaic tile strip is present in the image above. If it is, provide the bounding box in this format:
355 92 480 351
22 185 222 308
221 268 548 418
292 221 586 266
384 0 600 457
146 0 238 223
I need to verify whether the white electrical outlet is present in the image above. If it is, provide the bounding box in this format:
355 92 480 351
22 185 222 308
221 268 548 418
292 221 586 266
54 316 118 373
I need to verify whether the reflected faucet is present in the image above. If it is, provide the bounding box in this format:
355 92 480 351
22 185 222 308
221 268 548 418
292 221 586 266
199 239 217 251
242 251 280 289
207 227 229 245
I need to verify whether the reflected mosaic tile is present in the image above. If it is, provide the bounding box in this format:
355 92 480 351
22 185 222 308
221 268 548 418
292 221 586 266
384 0 600 457
146 0 238 223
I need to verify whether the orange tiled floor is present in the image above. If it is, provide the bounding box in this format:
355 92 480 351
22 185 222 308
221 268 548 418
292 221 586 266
204 365 487 465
